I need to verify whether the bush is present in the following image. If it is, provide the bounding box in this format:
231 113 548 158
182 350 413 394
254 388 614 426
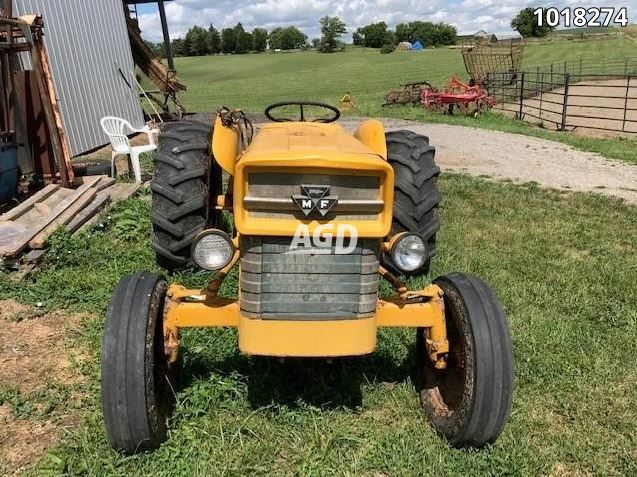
380 44 395 54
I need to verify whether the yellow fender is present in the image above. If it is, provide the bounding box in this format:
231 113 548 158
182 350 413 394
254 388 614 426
211 115 240 175
353 119 387 159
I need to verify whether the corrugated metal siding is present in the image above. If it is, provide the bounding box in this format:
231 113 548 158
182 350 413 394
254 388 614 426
13 0 144 156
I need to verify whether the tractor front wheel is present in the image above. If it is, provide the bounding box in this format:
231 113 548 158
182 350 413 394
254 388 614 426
101 272 177 453
417 273 514 447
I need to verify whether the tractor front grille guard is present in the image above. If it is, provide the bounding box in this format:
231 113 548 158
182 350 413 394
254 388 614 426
163 242 449 367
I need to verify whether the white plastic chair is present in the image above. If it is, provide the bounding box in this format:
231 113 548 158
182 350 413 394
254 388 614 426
100 116 158 183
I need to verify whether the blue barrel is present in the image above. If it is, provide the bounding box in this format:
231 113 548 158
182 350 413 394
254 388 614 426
0 143 18 204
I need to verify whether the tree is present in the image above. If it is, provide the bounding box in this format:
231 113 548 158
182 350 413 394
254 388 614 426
318 16 346 53
209 24 221 54
233 23 245 53
352 31 363 46
221 27 236 53
356 22 393 48
171 38 187 57
511 7 554 37
145 40 165 58
252 27 268 52
394 21 456 46
231 24 252 54
269 26 307 50
237 31 253 53
184 25 210 56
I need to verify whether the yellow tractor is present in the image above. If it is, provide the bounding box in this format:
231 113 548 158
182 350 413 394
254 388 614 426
101 102 514 453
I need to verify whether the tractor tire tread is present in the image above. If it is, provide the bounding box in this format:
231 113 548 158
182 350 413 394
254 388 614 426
430 273 514 447
384 129 441 276
101 272 173 453
151 120 213 272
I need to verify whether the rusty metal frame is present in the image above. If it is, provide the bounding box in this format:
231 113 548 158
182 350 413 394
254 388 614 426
0 15 74 186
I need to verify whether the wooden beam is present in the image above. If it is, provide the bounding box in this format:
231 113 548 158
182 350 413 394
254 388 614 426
65 191 110 234
29 185 97 248
0 177 100 256
32 21 74 186
72 182 142 235
0 0 12 17
0 43 30 52
0 184 59 222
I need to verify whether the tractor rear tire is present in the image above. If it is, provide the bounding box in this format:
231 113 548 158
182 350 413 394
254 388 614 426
384 130 441 276
101 272 177 453
151 120 221 272
417 273 514 447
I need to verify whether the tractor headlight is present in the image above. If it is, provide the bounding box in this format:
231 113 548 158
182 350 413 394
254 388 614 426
390 233 427 273
191 230 235 271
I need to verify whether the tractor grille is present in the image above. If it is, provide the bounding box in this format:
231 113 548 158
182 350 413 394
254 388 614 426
244 172 383 221
240 236 380 320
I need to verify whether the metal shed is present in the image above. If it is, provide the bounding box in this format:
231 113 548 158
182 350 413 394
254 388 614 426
12 0 144 157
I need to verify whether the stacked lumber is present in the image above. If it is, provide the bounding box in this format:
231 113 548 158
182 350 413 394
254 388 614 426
0 176 141 260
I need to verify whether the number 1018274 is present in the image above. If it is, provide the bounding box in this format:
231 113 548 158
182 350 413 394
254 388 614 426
534 7 629 28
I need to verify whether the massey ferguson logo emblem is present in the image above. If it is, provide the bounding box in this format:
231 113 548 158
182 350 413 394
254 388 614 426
292 185 338 216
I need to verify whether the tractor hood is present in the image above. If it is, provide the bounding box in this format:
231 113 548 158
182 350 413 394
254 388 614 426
232 122 394 238
242 122 383 162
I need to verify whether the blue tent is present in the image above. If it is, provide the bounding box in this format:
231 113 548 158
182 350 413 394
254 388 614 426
411 40 424 51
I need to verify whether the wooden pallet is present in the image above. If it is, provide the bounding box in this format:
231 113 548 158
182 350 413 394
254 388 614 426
0 177 142 259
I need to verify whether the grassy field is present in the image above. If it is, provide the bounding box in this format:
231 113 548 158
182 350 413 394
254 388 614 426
550 26 617 35
173 35 636 113
1 174 637 475
163 34 637 165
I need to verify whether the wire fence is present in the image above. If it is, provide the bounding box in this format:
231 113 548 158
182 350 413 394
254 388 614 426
524 56 637 80
486 60 637 134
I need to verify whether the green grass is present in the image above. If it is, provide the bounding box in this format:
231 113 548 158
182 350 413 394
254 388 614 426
167 36 637 166
2 174 637 476
174 36 636 113
550 26 616 35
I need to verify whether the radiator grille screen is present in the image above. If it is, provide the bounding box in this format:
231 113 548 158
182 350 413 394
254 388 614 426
240 236 380 320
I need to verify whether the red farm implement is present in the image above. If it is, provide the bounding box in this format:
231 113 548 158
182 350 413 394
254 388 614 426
421 77 496 116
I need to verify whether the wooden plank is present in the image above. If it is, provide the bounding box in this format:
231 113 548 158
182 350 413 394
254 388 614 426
74 175 116 191
74 175 105 185
65 191 110 233
23 248 45 263
0 183 59 222
29 182 99 249
106 182 142 202
16 15 72 187
96 177 116 191
73 182 142 235
0 177 100 256
33 20 74 186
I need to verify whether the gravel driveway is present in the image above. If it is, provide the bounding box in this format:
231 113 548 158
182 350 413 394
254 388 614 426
341 119 637 206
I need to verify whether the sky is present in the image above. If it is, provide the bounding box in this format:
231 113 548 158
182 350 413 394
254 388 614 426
134 1 636 43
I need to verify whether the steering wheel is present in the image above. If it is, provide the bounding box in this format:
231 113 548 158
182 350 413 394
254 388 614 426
264 101 341 123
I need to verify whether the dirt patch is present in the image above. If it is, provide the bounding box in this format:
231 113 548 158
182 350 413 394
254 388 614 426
0 300 87 395
502 78 636 138
0 300 89 475
0 405 59 475
339 119 637 206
